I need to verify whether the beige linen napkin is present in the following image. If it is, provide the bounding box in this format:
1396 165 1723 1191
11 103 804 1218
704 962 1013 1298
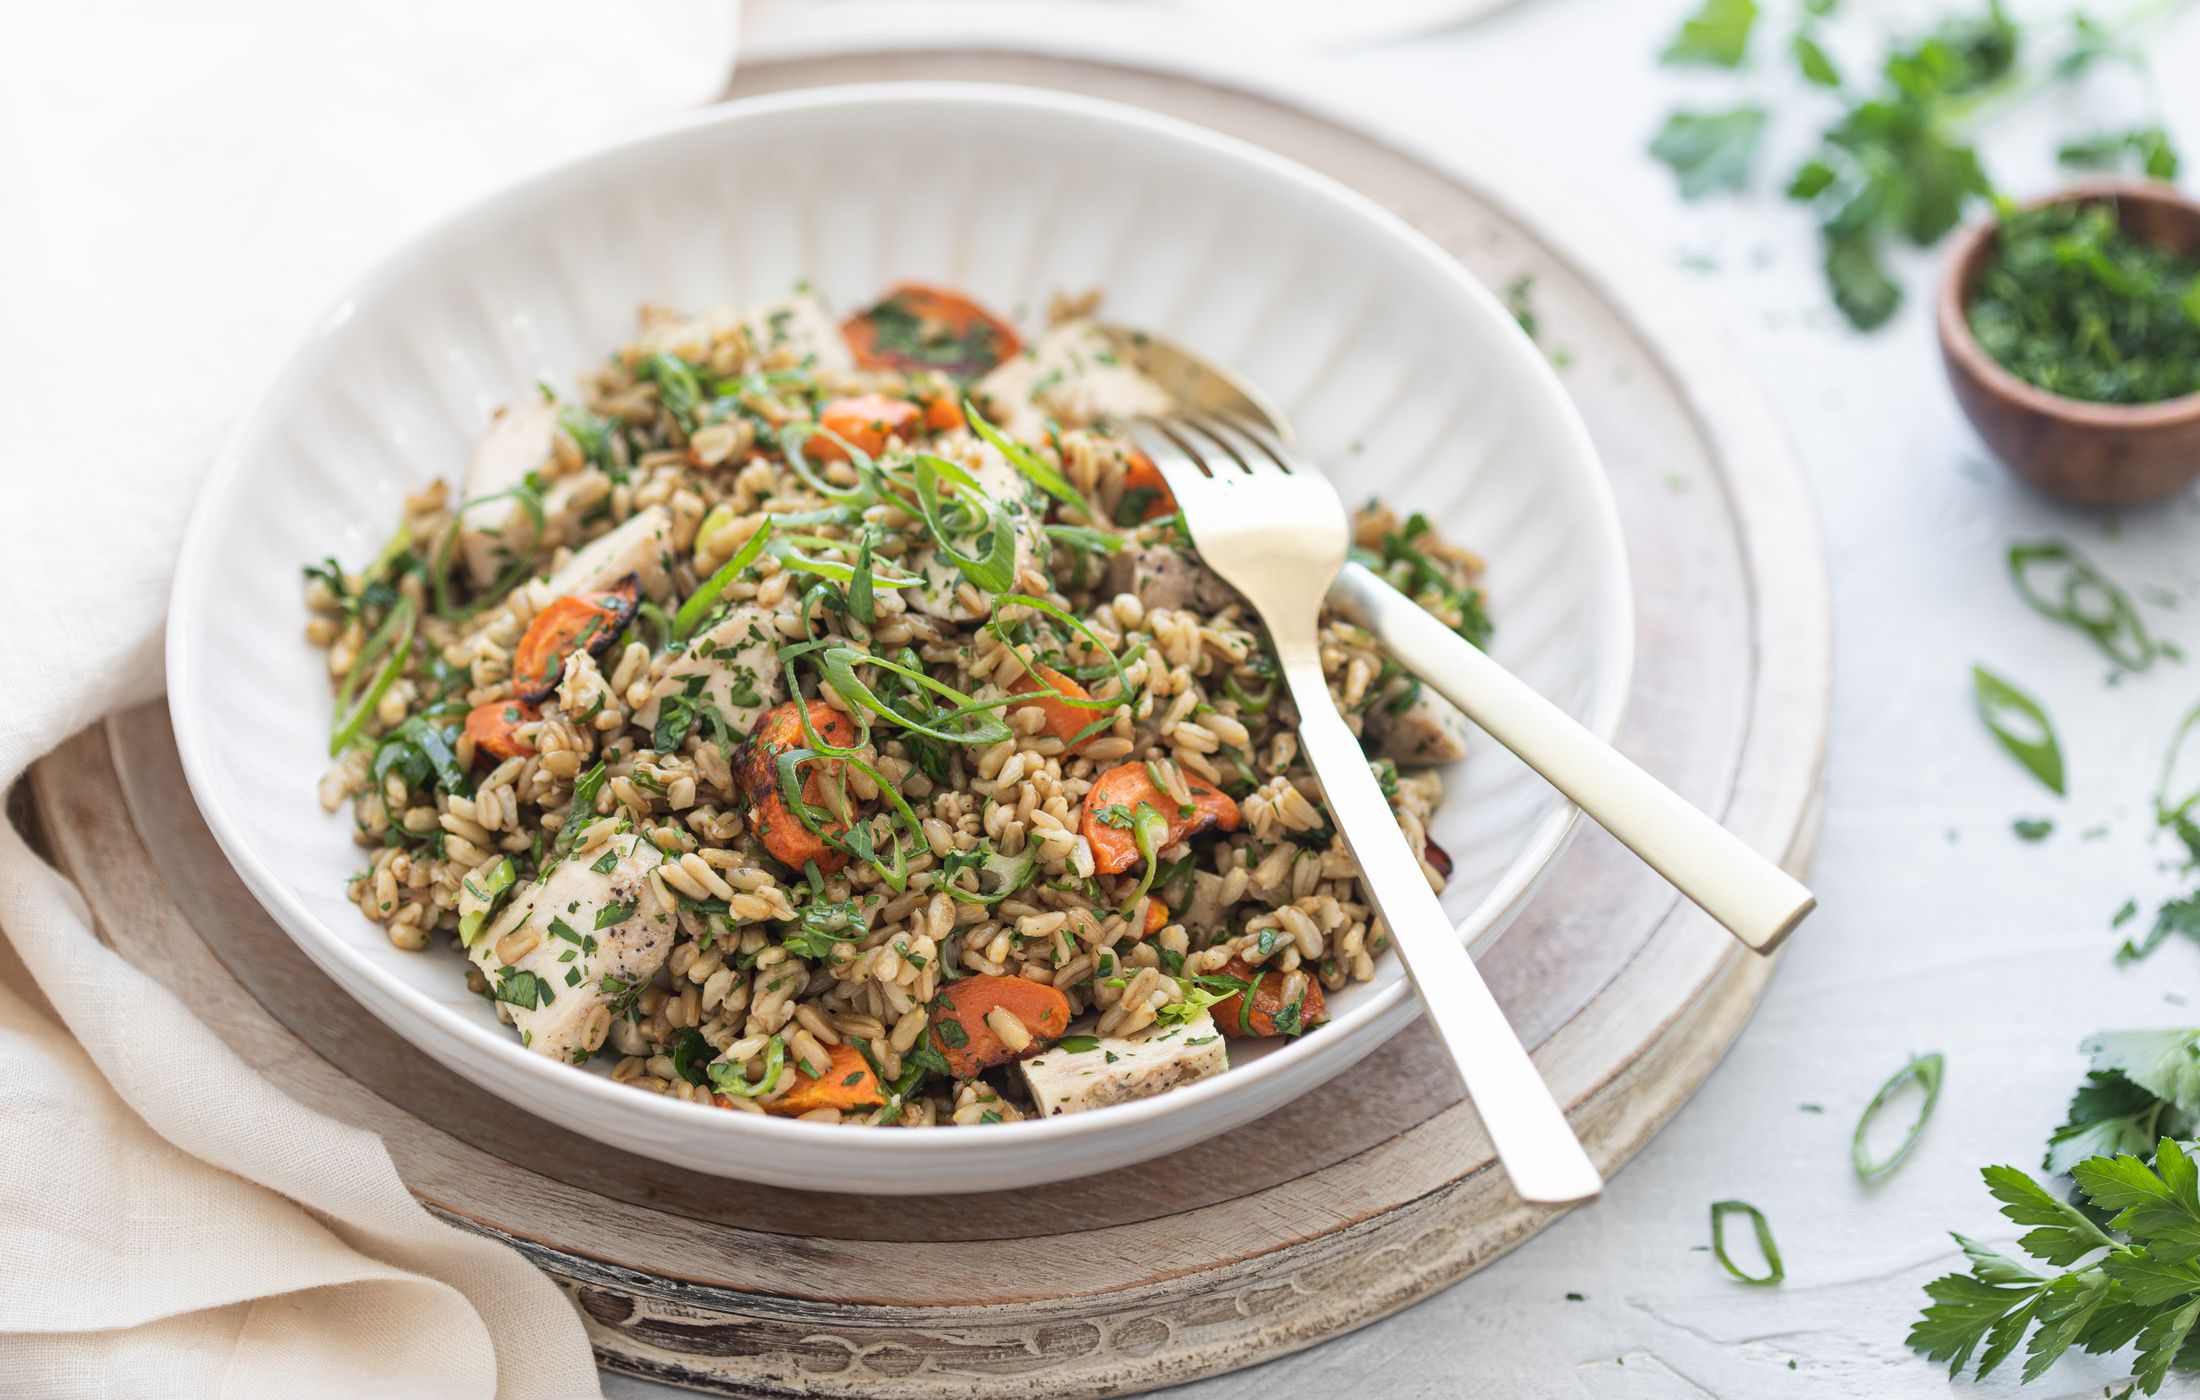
0 3 739 1395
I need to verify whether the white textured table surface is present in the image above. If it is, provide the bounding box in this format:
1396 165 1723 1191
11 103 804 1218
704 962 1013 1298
604 1 2200 1396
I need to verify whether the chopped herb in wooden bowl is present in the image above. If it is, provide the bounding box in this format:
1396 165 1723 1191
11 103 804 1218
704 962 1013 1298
1967 200 2200 406
1937 182 2200 507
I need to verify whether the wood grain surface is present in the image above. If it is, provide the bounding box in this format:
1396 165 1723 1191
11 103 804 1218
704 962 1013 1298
21 51 1830 1398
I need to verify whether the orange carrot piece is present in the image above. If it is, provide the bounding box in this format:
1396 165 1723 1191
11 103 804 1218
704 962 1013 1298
809 394 923 463
739 700 861 873
1142 897 1169 936
765 1042 885 1116
1120 449 1177 522
511 574 640 699
927 975 1072 1077
1079 762 1242 876
1008 662 1100 751
919 391 965 434
464 699 539 762
1210 957 1328 1039
840 283 1022 379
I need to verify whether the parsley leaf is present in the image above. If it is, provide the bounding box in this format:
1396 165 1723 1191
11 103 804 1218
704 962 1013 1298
1661 0 1758 67
1650 107 1769 198
2059 126 2180 181
1910 1142 2200 1392
491 966 555 1011
2047 1071 2191 1176
2081 1031 2200 1120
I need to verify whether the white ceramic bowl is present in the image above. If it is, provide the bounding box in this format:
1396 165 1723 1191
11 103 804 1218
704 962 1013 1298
168 84 1632 1193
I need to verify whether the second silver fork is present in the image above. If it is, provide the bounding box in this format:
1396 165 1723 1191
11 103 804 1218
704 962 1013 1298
1130 412 1604 1206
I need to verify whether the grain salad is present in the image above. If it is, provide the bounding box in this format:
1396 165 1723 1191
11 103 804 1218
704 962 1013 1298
306 282 1492 1126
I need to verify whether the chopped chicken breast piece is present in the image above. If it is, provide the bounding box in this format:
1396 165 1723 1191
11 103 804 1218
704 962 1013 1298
542 505 674 599
1106 540 1241 614
1364 684 1473 765
1017 1011 1230 1116
974 320 1172 441
633 604 785 738
458 400 559 587
468 833 676 1062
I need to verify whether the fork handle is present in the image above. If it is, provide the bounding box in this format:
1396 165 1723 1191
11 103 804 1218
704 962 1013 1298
1281 656 1603 1206
1332 562 1814 954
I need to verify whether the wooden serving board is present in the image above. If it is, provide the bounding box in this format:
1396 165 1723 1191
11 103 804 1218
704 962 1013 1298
23 51 1829 1400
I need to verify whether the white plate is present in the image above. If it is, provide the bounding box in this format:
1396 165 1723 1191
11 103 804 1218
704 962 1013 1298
167 84 1632 1193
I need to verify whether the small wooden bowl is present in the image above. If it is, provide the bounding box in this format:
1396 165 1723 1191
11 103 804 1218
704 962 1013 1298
1938 180 2200 508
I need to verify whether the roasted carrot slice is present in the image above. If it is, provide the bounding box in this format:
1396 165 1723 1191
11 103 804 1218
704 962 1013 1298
809 394 923 462
765 1042 885 1117
1142 897 1170 936
927 975 1072 1077
739 700 861 874
1210 957 1328 1039
464 699 539 762
1008 662 1101 751
1117 449 1177 523
512 574 640 700
1080 762 1242 876
919 390 965 434
841 283 1022 379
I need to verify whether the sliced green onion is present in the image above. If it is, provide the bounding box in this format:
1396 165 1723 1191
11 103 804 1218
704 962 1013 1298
673 517 776 641
768 535 920 589
965 399 1085 513
991 593 1137 735
1709 1200 1783 1285
633 600 675 653
637 351 703 432
911 453 1016 595
1041 523 1124 554
779 421 881 510
2009 540 2157 672
330 596 417 755
2156 701 2200 829
816 645 1013 746
1852 1052 1944 1183
939 846 1039 907
1972 665 2066 795
457 856 518 947
708 1035 786 1097
1223 669 1278 713
1123 806 1171 914
847 531 878 626
360 521 415 594
429 480 546 618
772 747 927 891
550 762 608 856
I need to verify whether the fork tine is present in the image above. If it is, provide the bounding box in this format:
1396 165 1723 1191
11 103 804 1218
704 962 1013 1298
1170 416 1256 476
1126 415 1215 487
1183 411 1294 475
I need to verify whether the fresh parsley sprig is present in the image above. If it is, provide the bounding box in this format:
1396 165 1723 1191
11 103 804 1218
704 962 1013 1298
1911 1140 2200 1393
1650 0 2185 329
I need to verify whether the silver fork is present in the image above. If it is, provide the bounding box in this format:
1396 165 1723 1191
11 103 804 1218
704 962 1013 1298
1130 412 1603 1206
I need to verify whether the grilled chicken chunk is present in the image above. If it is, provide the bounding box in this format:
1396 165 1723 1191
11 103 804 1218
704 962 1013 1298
738 291 855 373
468 832 676 1062
458 400 561 587
1017 1011 1230 1116
543 504 675 599
974 319 1172 441
1364 684 1473 765
1106 540 1241 614
633 604 785 739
